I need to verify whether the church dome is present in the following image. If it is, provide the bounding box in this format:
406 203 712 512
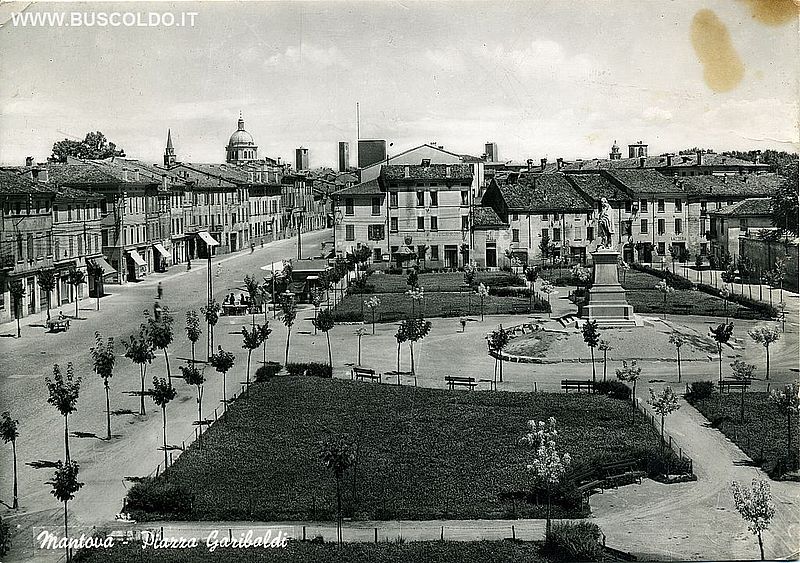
228 114 255 147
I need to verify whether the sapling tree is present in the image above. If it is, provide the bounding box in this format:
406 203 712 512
90 332 115 440
320 437 355 547
403 316 432 385
9 280 24 338
582 320 600 384
464 262 477 314
655 279 675 321
520 417 571 537
770 382 800 470
201 299 221 361
48 460 83 563
45 363 82 463
123 325 155 415
179 363 206 449
720 283 732 323
524 265 539 312
259 321 272 366
747 326 780 380
86 260 103 311
310 288 324 334
598 339 612 382
241 324 262 386
37 269 56 320
648 386 681 451
151 376 177 471
616 359 642 421
364 296 380 334
355 328 367 366
711 322 735 385
488 325 510 384
406 286 424 317
185 310 202 364
145 308 175 384
66 264 86 320
244 274 260 325
394 323 408 381
669 332 685 383
281 293 297 365
313 309 336 367
476 282 489 321
209 346 235 411
730 359 756 423
0 412 19 509
730 479 775 561
540 280 555 318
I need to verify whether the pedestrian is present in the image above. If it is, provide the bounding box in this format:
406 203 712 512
250 242 255 254
157 282 163 300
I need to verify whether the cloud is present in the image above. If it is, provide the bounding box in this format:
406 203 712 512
642 107 674 123
264 44 350 69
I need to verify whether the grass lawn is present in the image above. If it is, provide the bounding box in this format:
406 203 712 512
689 391 798 477
505 332 566 358
365 271 525 294
74 540 552 563
127 377 680 522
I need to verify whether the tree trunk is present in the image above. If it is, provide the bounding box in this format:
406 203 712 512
677 348 682 382
409 342 416 381
740 386 746 423
197 385 203 449
140 365 147 415
64 501 69 563
11 440 18 509
64 415 70 464
590 347 596 384
660 415 665 451
285 328 291 365
162 406 169 470
16 316 20 338
396 342 401 381
191 342 196 364
546 488 552 538
75 287 79 319
372 312 376 335
718 348 723 384
210 325 215 359
758 531 764 561
105 379 111 440
222 372 227 412
46 293 51 321
499 354 503 383
247 350 252 386
765 346 770 380
314 306 318 335
164 349 171 385
788 412 793 469
357 337 362 366
326 332 332 367
336 476 342 546
603 351 607 382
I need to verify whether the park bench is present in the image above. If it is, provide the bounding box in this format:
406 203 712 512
445 375 478 391
46 318 70 333
222 304 248 316
719 379 751 393
351 367 381 383
673 304 692 315
380 311 404 321
561 379 595 393
511 304 528 314
597 458 645 488
568 465 605 500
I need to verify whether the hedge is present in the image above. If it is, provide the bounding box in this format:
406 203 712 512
593 381 631 400
544 521 604 561
255 362 283 381
284 362 332 378
125 479 194 519
694 282 778 317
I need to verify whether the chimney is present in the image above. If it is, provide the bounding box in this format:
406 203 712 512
638 157 645 168
696 151 703 166
556 158 563 171
666 154 673 167
527 159 533 172
445 165 451 178
404 165 410 178
134 170 140 182
540 158 547 172
25 156 33 167
122 168 129 182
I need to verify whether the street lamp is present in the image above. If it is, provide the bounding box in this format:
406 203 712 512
295 207 306 261
332 205 343 259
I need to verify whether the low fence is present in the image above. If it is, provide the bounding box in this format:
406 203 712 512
635 398 694 475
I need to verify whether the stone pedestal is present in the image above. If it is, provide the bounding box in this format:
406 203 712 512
579 249 640 327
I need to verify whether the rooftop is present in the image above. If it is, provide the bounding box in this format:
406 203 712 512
333 178 382 196
472 205 508 228
566 173 630 202
710 197 773 217
0 169 55 195
494 173 592 211
382 163 473 181
680 173 782 198
604 169 679 194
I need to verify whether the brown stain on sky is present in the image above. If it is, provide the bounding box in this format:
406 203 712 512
742 0 799 26
690 9 745 92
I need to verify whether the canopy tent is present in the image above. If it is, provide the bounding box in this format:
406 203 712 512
128 249 147 267
153 243 170 259
91 256 116 276
197 231 219 247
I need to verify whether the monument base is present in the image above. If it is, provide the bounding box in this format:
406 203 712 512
579 248 641 328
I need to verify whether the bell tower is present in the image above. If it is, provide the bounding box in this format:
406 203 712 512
164 129 176 167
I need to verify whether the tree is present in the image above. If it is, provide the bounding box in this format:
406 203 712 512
320 437 355 546
648 386 680 451
668 245 679 274
581 320 600 384
49 131 125 162
616 360 641 420
476 283 489 321
209 347 235 412
123 325 155 415
313 309 336 368
354 328 367 366
310 288 324 334
179 363 206 449
185 310 202 364
540 281 556 318
406 268 419 289
403 317 432 385
86 260 103 311
37 269 57 320
47 460 83 563
747 326 780 380
364 296 380 334
241 325 262 386
281 294 297 365
539 230 552 263
45 363 82 463
488 325 510 384
243 274 260 325
730 359 756 423
259 321 272 367
770 382 799 470
731 479 775 560
406 286 424 317
8 280 24 338
771 163 798 235
90 332 115 440
668 333 685 383
598 339 612 382
66 264 86 320
151 376 177 471
711 322 735 384
772 256 788 304
695 254 704 284
394 323 408 381
145 308 175 385
520 417 571 536
0 412 19 509
655 279 675 321
463 262 477 314
720 283 732 323
524 265 539 312
201 300 221 361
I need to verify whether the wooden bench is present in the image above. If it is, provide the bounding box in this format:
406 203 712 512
597 458 645 488
673 304 693 314
46 318 70 332
719 379 751 393
561 379 594 393
511 304 528 314
351 367 381 383
380 311 404 321
445 376 477 391
568 466 605 499
222 304 249 316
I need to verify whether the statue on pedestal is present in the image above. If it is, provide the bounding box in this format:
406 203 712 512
598 197 615 250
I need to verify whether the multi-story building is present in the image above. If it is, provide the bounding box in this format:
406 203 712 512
332 178 385 261
708 198 775 264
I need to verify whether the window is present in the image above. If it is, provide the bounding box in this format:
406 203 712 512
587 227 594 241
390 217 398 232
574 227 583 240
368 224 385 241
371 197 381 216
624 201 632 213
461 191 469 206
53 206 59 222
417 217 425 231
640 199 648 212
16 234 23 259
511 213 518 221
345 198 354 215
416 191 425 207
675 199 683 212
675 218 683 234
430 191 438 207
417 245 426 259
658 242 665 255
67 206 73 221
700 201 708 215
430 245 439 260
430 216 438 231
461 216 469 231
700 243 708 256
552 228 561 242
640 219 648 233
78 236 83 256
374 248 382 261
542 213 548 222
421 159 431 167
345 225 355 241
390 192 398 208
541 228 548 239
27 233 34 260
657 199 665 213
512 229 520 243
657 219 665 235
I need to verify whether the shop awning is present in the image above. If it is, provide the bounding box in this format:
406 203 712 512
128 249 147 267
92 256 116 275
153 243 170 258
197 231 219 247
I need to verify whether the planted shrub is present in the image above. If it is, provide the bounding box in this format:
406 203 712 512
643 447 691 477
255 362 282 382
285 362 332 378
125 478 194 517
594 380 631 400
686 381 715 403
545 521 604 561
695 282 777 318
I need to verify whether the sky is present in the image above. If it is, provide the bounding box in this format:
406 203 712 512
0 0 797 167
